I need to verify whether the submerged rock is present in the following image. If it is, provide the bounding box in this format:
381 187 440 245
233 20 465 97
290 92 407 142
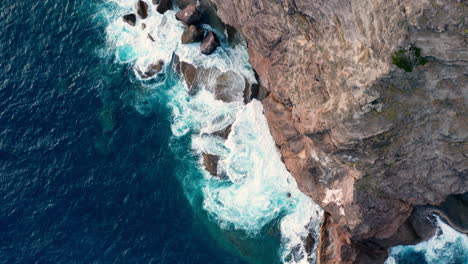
152 0 159 4
175 4 201 25
203 153 219 176
122 14 136 26
156 0 172 14
200 32 219 55
181 25 204 44
136 0 149 19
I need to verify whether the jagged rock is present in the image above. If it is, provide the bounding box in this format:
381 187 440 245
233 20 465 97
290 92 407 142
136 61 164 79
212 0 467 262
214 71 244 102
176 0 197 9
200 32 219 55
156 0 172 14
122 14 136 26
213 125 232 139
305 233 315 255
175 4 201 25
203 154 219 176
181 25 204 44
135 0 148 19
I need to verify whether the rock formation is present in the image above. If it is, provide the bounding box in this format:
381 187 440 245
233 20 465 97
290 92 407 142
156 0 172 14
135 0 148 19
122 14 136 26
176 4 201 25
200 31 219 55
206 0 468 263
181 25 204 44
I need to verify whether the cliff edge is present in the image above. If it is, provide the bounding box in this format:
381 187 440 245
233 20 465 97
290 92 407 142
207 0 467 263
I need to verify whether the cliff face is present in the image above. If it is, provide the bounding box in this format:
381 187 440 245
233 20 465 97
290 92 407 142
208 0 468 263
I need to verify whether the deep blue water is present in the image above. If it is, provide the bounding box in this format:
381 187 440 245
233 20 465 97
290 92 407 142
2 0 467 264
0 0 246 263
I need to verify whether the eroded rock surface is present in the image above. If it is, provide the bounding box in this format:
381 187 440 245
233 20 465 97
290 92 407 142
209 0 468 263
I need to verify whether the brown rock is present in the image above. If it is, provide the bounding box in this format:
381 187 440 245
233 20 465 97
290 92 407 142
212 0 467 262
122 14 136 26
135 1 148 19
213 125 232 139
200 31 219 55
136 61 164 79
175 4 201 25
181 25 204 44
203 154 219 176
176 0 197 9
156 0 172 14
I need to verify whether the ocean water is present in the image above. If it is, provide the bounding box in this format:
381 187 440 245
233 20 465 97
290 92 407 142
1 0 466 264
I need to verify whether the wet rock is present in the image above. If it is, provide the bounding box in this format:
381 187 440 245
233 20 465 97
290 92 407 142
214 71 244 102
141 23 146 30
122 14 136 26
147 33 155 42
213 125 232 139
176 0 197 9
136 61 164 79
175 4 201 25
200 31 219 55
305 233 315 255
152 0 159 4
156 0 172 14
203 154 219 176
136 0 149 19
181 25 204 44
179 61 197 93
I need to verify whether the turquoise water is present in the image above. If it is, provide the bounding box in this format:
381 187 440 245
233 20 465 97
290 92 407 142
1 0 466 263
98 1 323 263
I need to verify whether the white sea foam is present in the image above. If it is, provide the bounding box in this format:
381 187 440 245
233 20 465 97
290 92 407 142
386 216 468 264
101 1 323 263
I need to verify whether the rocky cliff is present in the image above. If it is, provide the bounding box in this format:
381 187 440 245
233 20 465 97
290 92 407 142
206 0 467 263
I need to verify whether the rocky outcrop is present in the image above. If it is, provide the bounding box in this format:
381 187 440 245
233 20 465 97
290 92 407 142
181 25 204 44
136 0 148 19
136 60 164 79
208 0 468 263
156 0 172 14
122 14 136 26
176 4 201 25
200 31 219 55
203 153 219 176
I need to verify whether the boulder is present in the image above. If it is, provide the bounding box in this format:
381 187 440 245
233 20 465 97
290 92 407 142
203 154 219 176
200 32 219 55
175 4 201 25
136 1 149 19
141 23 146 30
179 61 197 93
156 0 172 14
181 25 204 44
147 33 155 42
122 14 136 26
215 71 244 102
176 0 197 9
136 61 164 79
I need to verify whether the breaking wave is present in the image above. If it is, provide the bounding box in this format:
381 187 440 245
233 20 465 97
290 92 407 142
97 1 323 263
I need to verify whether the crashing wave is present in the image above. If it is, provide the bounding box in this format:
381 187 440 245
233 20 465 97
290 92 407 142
99 1 323 263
